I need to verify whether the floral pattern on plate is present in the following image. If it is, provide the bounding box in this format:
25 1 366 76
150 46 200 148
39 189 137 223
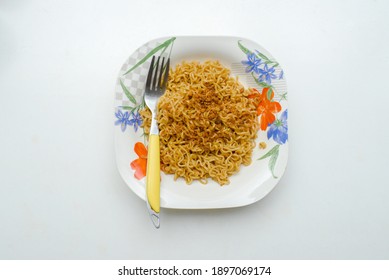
115 37 176 133
238 40 288 178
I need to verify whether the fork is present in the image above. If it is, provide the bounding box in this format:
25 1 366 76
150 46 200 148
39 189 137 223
144 55 170 229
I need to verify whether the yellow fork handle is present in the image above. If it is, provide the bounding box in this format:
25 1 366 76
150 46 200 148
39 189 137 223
146 134 160 213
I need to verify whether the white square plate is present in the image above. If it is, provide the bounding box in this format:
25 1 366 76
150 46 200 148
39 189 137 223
114 36 288 209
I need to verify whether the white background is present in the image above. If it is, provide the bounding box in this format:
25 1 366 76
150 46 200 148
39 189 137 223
0 0 388 259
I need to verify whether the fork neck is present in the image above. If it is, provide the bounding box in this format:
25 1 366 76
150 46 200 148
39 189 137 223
150 114 159 135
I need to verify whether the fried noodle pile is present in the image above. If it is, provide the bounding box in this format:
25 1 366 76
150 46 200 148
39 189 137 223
141 60 259 185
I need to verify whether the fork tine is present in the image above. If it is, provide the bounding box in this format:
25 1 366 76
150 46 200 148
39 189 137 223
152 56 160 91
158 57 165 89
146 56 155 90
161 58 170 89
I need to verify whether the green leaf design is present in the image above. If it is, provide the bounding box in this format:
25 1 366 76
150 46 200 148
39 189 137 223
277 92 288 101
268 149 279 179
123 37 176 75
255 50 271 62
256 81 271 88
120 106 134 110
160 43 170 57
238 40 251 55
266 88 273 100
119 79 137 105
161 36 175 58
141 98 146 109
258 144 280 160
267 61 280 67
258 144 280 179
254 50 280 67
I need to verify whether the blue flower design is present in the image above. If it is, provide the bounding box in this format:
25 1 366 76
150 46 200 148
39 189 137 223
128 112 142 132
267 110 288 144
279 70 284 79
115 109 131 132
241 53 262 74
258 64 277 84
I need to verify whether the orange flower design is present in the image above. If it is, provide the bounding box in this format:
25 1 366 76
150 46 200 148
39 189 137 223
130 142 148 180
249 88 281 131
